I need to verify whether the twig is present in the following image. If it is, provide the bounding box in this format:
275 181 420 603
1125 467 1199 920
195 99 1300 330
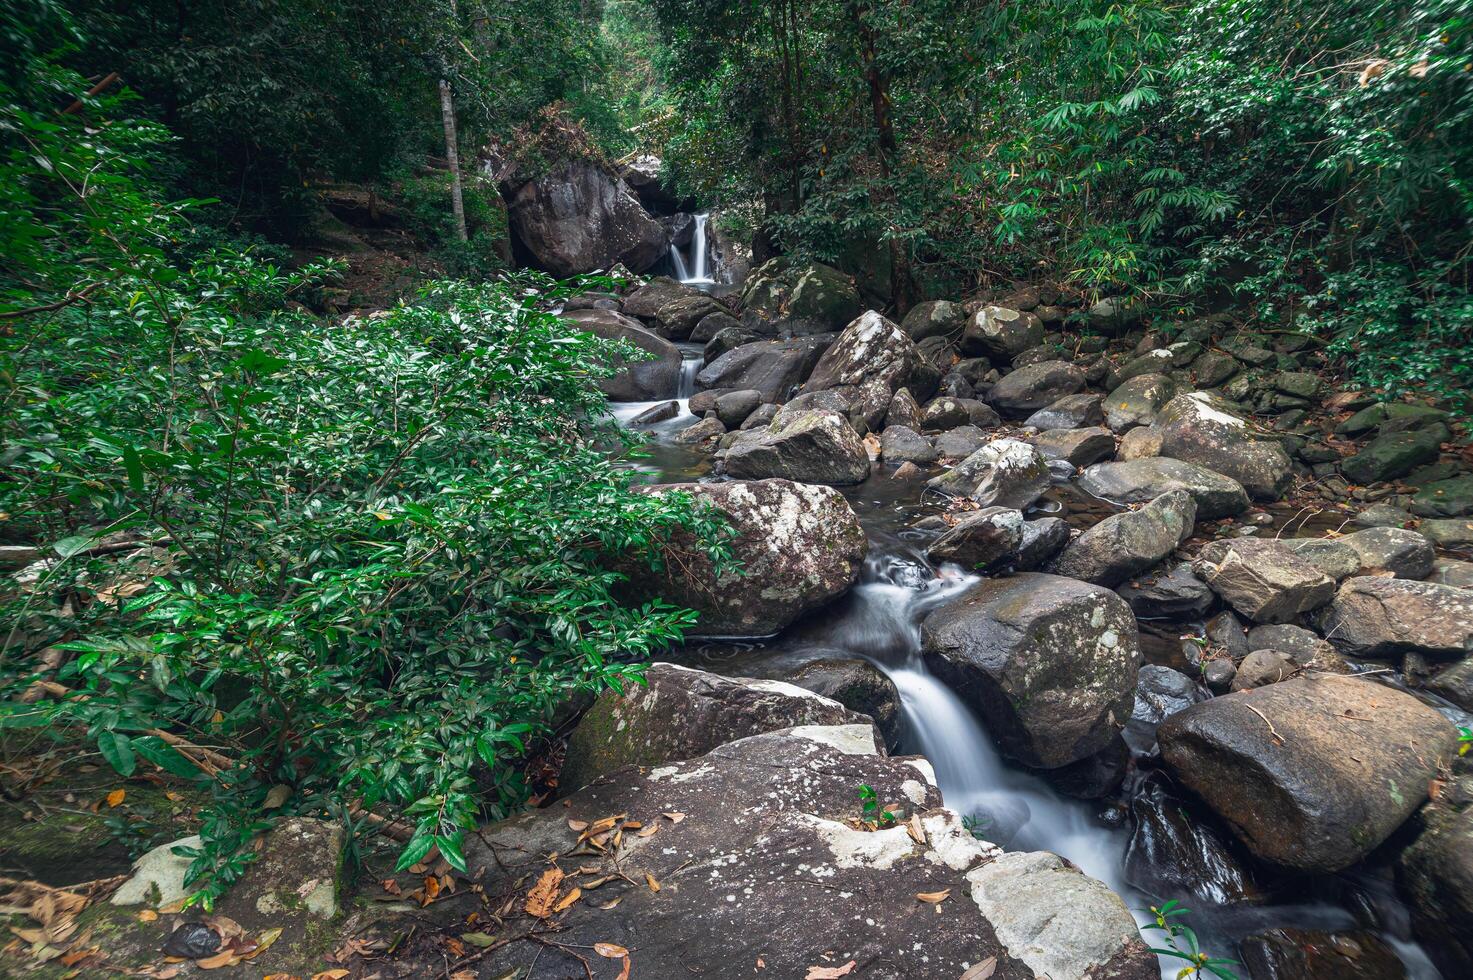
1243 704 1284 745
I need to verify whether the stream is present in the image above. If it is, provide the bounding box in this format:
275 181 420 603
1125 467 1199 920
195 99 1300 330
603 389 1448 979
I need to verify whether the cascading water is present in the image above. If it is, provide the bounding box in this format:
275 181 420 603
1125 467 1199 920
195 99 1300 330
670 213 714 285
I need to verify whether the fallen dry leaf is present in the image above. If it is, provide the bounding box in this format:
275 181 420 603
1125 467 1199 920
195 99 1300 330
958 957 998 980
195 949 240 969
263 784 292 809
553 887 582 913
663 811 685 824
616 955 632 980
243 926 283 960
567 819 589 832
524 868 565 918
312 972 350 980
137 909 159 923
906 814 926 845
805 962 857 979
595 942 629 958
916 889 951 904
106 788 126 808
644 873 661 893
637 824 659 838
597 896 623 910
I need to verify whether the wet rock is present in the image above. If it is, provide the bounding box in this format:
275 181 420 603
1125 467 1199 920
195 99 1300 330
1079 457 1251 520
922 574 1142 768
933 425 990 460
1339 526 1435 579
1192 538 1335 624
1397 774 1473 975
630 400 678 425
1240 928 1407 980
470 724 1151 980
1126 776 1262 905
879 425 938 465
1411 474 1473 518
921 395 999 431
1117 425 1164 461
560 664 871 792
1029 427 1116 468
925 507 1025 572
962 305 1045 363
564 308 681 401
1203 659 1237 693
689 310 742 343
672 416 726 451
1341 429 1443 485
696 335 832 403
1103 373 1178 432
624 480 866 636
622 276 702 319
776 388 870 435
988 360 1088 417
1229 650 1297 691
741 256 862 333
1155 392 1294 500
725 409 871 485
1245 623 1350 673
1025 393 1104 430
1318 576 1473 660
900 299 967 341
1016 517 1072 571
507 161 667 276
801 310 939 429
1158 673 1458 872
1423 658 1473 711
1116 563 1213 620
784 659 902 749
653 293 726 341
714 389 762 429
703 324 766 362
928 438 1052 510
1052 489 1197 588
1129 665 1205 748
1281 537 1363 580
885 386 923 430
1421 517 1473 549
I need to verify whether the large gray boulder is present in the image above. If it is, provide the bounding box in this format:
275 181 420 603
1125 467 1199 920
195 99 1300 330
1029 427 1116 468
988 360 1087 417
1104 374 1177 432
724 409 871 485
740 256 862 333
461 725 1153 980
1317 576 1473 660
1025 392 1105 430
1078 457 1250 520
623 480 866 636
962 305 1044 363
1397 770 1473 975
899 299 967 341
560 664 871 793
1338 526 1435 579
696 336 832 403
1155 392 1294 500
1192 538 1335 623
1158 673 1458 872
924 507 1026 571
507 160 667 276
928 438 1051 509
1051 489 1197 587
621 276 704 320
564 308 681 401
800 310 938 429
922 574 1143 768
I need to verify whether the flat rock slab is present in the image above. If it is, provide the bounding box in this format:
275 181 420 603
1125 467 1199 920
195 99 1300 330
1317 575 1473 660
1078 457 1250 520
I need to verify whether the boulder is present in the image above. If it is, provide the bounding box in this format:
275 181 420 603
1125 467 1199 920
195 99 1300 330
801 311 938 429
724 409 871 485
885 387 923 430
776 388 870 435
696 336 831 403
1025 393 1104 430
462 724 1152 980
1078 457 1250 520
934 425 990 460
924 507 1026 571
899 299 967 341
622 276 703 320
1317 576 1473 660
1115 563 1213 619
1424 658 1473 711
1052 490 1197 588
215 817 345 922
783 659 902 749
922 574 1142 768
624 480 866 636
652 293 726 341
1281 537 1363 580
740 256 862 333
1339 526 1435 579
1239 928 1408 980
1245 623 1351 674
714 389 763 429
988 360 1087 417
1229 650 1297 691
1104 374 1178 432
1430 557 1473 589
704 325 766 362
921 396 999 431
1157 673 1457 872
1397 772 1473 974
928 438 1052 509
1412 474 1473 518
880 425 938 465
1126 777 1260 906
630 400 678 425
507 160 666 276
1340 429 1442 485
1155 392 1294 500
671 416 725 451
690 310 742 343
564 308 681 401
1029 427 1116 468
962 306 1044 363
1017 517 1072 571
1421 517 1473 548
560 664 872 792
1117 426 1164 461
1192 538 1334 623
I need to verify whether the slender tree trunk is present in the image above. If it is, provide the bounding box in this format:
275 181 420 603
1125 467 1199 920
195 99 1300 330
440 78 467 243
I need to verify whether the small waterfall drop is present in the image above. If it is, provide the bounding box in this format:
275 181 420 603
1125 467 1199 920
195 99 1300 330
670 213 714 285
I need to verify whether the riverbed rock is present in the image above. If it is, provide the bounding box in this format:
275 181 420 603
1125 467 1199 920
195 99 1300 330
1115 563 1214 620
783 659 902 749
1017 517 1072 571
724 409 871 485
921 396 999 431
563 308 681 401
1126 776 1261 905
988 360 1087 417
1339 526 1435 579
1229 649 1297 691
652 293 726 341
696 335 832 403
1244 623 1351 674
1029 427 1116 468
714 388 763 429
885 387 923 430
624 479 866 636
215 817 345 923
507 160 667 276
1104 374 1178 432
459 724 1151 980
1397 772 1473 974
1341 429 1443 485
1079 457 1251 520
1281 537 1363 580
928 438 1052 509
1025 392 1105 430
800 311 938 429
900 299 967 341
560 664 872 792
1157 673 1458 872
740 256 862 333
962 306 1044 364
1412 474 1473 518
925 507 1026 572
934 425 990 460
1424 658 1473 711
1317 576 1473 660
622 276 703 320
1239 928 1408 980
880 425 938 465
1155 392 1294 500
922 574 1142 768
1192 538 1335 623
1052 490 1197 588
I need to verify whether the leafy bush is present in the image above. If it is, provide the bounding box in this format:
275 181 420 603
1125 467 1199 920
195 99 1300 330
2 43 730 905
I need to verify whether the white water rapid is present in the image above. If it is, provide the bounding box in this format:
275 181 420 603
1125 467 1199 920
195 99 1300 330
670 212 713 285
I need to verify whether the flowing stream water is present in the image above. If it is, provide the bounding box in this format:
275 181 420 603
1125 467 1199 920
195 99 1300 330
669 213 714 285
606 397 1444 979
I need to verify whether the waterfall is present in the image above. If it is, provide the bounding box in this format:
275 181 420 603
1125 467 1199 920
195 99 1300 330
669 213 713 285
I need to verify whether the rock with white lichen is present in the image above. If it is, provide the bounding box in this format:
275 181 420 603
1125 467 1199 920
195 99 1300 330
799 310 940 429
928 438 1052 510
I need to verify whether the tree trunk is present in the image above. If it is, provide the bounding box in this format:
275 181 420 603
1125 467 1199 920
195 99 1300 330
439 78 468 243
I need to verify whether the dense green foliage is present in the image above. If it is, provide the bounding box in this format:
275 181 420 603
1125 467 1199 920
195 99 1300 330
645 0 1473 403
1 17 728 903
